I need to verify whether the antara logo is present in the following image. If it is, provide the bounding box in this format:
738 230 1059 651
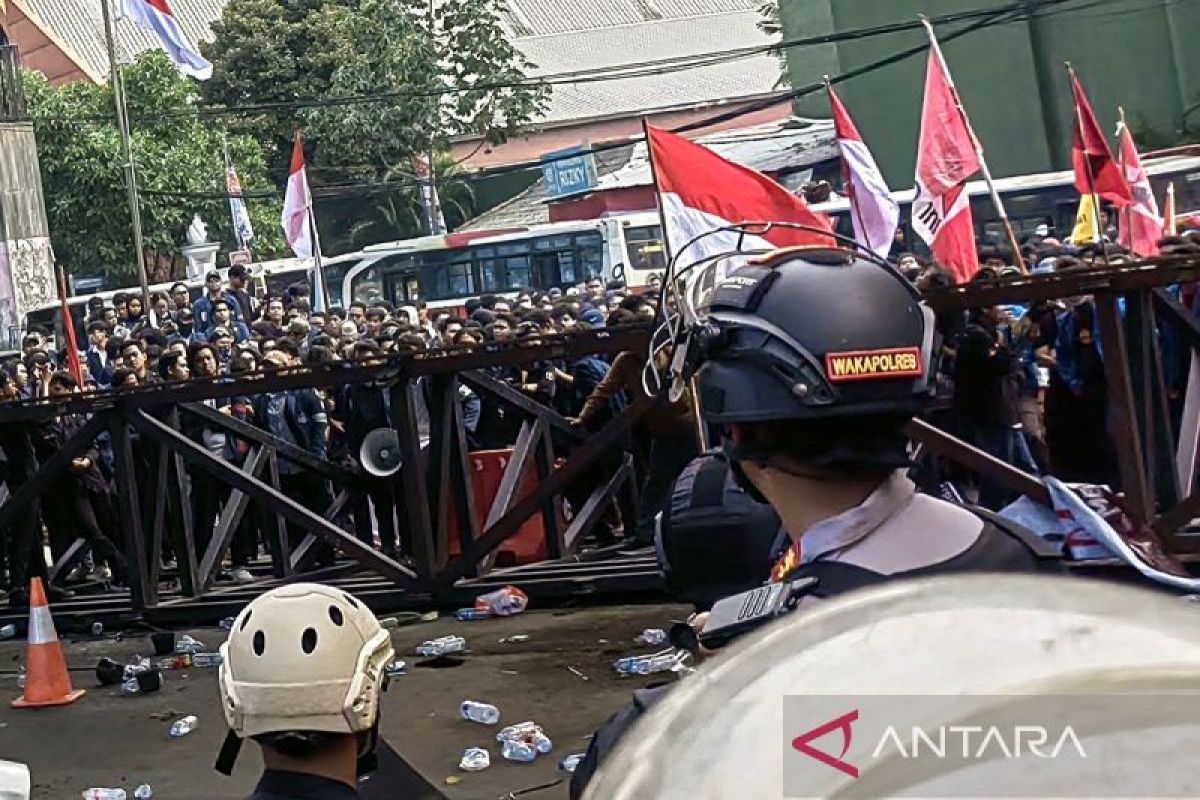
792 710 860 778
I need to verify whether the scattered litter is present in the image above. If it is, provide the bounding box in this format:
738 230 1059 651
460 701 500 725
559 753 585 773
634 628 667 646
91 621 105 637
416 636 466 657
81 789 126 800
379 617 400 629
501 670 519 676
121 662 162 695
156 655 191 671
384 661 407 677
443 775 461 786
133 784 153 799
219 616 236 631
15 672 23 690
497 721 553 763
597 638 609 644
96 658 126 685
567 666 590 681
420 610 439 622
498 634 530 644
455 608 494 621
0 624 17 640
474 586 528 617
168 714 198 738
612 649 691 676
174 635 205 655
459 747 491 771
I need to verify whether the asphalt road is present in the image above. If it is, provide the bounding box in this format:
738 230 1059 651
0 602 690 799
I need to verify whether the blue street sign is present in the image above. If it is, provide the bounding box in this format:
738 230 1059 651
541 146 597 198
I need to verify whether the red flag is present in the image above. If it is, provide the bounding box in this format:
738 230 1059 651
1069 69 1131 207
1116 123 1161 256
281 133 313 258
827 82 899 259
911 46 981 283
55 266 84 387
645 124 834 256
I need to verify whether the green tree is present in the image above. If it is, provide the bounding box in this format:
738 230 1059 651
25 51 285 284
201 0 546 250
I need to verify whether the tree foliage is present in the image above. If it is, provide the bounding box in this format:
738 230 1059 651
25 52 284 283
201 0 547 250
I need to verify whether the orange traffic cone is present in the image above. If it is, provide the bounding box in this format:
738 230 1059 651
11 577 85 708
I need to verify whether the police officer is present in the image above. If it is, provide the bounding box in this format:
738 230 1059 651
689 247 1057 590
217 584 394 799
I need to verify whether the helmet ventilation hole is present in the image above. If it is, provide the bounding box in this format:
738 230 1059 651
328 605 344 626
302 627 318 654
343 594 359 609
240 610 252 631
253 630 265 656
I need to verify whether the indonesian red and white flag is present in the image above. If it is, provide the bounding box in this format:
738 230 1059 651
645 124 833 292
1115 121 1161 257
119 0 212 80
281 134 313 259
1069 68 1131 207
827 83 898 259
911 44 981 283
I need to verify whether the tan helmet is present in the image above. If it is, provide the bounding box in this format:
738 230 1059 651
218 583 394 739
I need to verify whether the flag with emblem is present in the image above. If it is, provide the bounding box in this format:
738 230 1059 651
1115 120 1161 257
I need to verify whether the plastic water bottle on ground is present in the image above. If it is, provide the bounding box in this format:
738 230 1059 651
190 652 223 668
91 621 104 637
0 623 17 640
133 784 153 799
157 655 191 671
120 678 141 695
455 608 493 621
460 701 500 725
385 661 406 677
81 790 126 800
174 634 205 654
634 628 667 645
496 721 539 742
415 635 465 657
459 747 491 771
501 738 536 763
219 616 236 630
169 715 198 738
559 754 585 773
474 586 528 616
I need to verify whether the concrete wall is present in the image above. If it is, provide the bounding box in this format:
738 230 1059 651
0 121 55 342
779 0 1200 186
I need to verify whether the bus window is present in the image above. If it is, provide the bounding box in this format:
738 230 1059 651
322 259 359 308
419 249 476 299
353 266 384 305
576 233 604 281
625 225 666 273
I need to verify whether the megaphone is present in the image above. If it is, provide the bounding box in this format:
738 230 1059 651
360 427 402 477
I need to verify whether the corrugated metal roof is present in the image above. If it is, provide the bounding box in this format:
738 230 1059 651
462 118 836 230
17 0 781 127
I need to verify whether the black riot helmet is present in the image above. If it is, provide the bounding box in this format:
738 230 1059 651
694 247 938 472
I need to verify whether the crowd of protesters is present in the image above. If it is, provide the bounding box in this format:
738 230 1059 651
0 264 670 603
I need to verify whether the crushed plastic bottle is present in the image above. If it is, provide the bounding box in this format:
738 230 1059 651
498 634 530 644
190 652 223 668
500 738 536 763
0 623 17 640
120 678 141 695
415 635 466 657
378 617 400 629
219 616 236 631
496 721 540 743
169 715 198 738
559 753 585 773
460 701 500 725
459 747 490 771
612 648 689 677
123 657 152 680
531 731 553 754
384 661 406 677
81 790 126 800
474 586 528 617
174 635 205 655
91 621 105 637
455 608 493 622
634 628 667 646
16 671 25 690
133 784 154 799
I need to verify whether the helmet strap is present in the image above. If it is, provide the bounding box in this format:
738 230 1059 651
214 730 243 776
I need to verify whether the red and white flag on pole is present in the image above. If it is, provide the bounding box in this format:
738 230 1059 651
911 45 981 284
827 81 899 259
1068 67 1131 207
1115 121 1161 256
119 0 212 80
644 124 833 266
281 133 313 259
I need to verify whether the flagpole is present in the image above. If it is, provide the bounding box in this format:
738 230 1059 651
921 17 1027 275
1066 62 1111 270
824 76 875 257
100 0 154 322
641 118 709 452
222 136 244 252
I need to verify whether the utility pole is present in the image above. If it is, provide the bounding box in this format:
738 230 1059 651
424 0 446 236
100 0 153 318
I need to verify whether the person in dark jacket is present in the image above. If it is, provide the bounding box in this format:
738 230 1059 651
343 342 401 557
